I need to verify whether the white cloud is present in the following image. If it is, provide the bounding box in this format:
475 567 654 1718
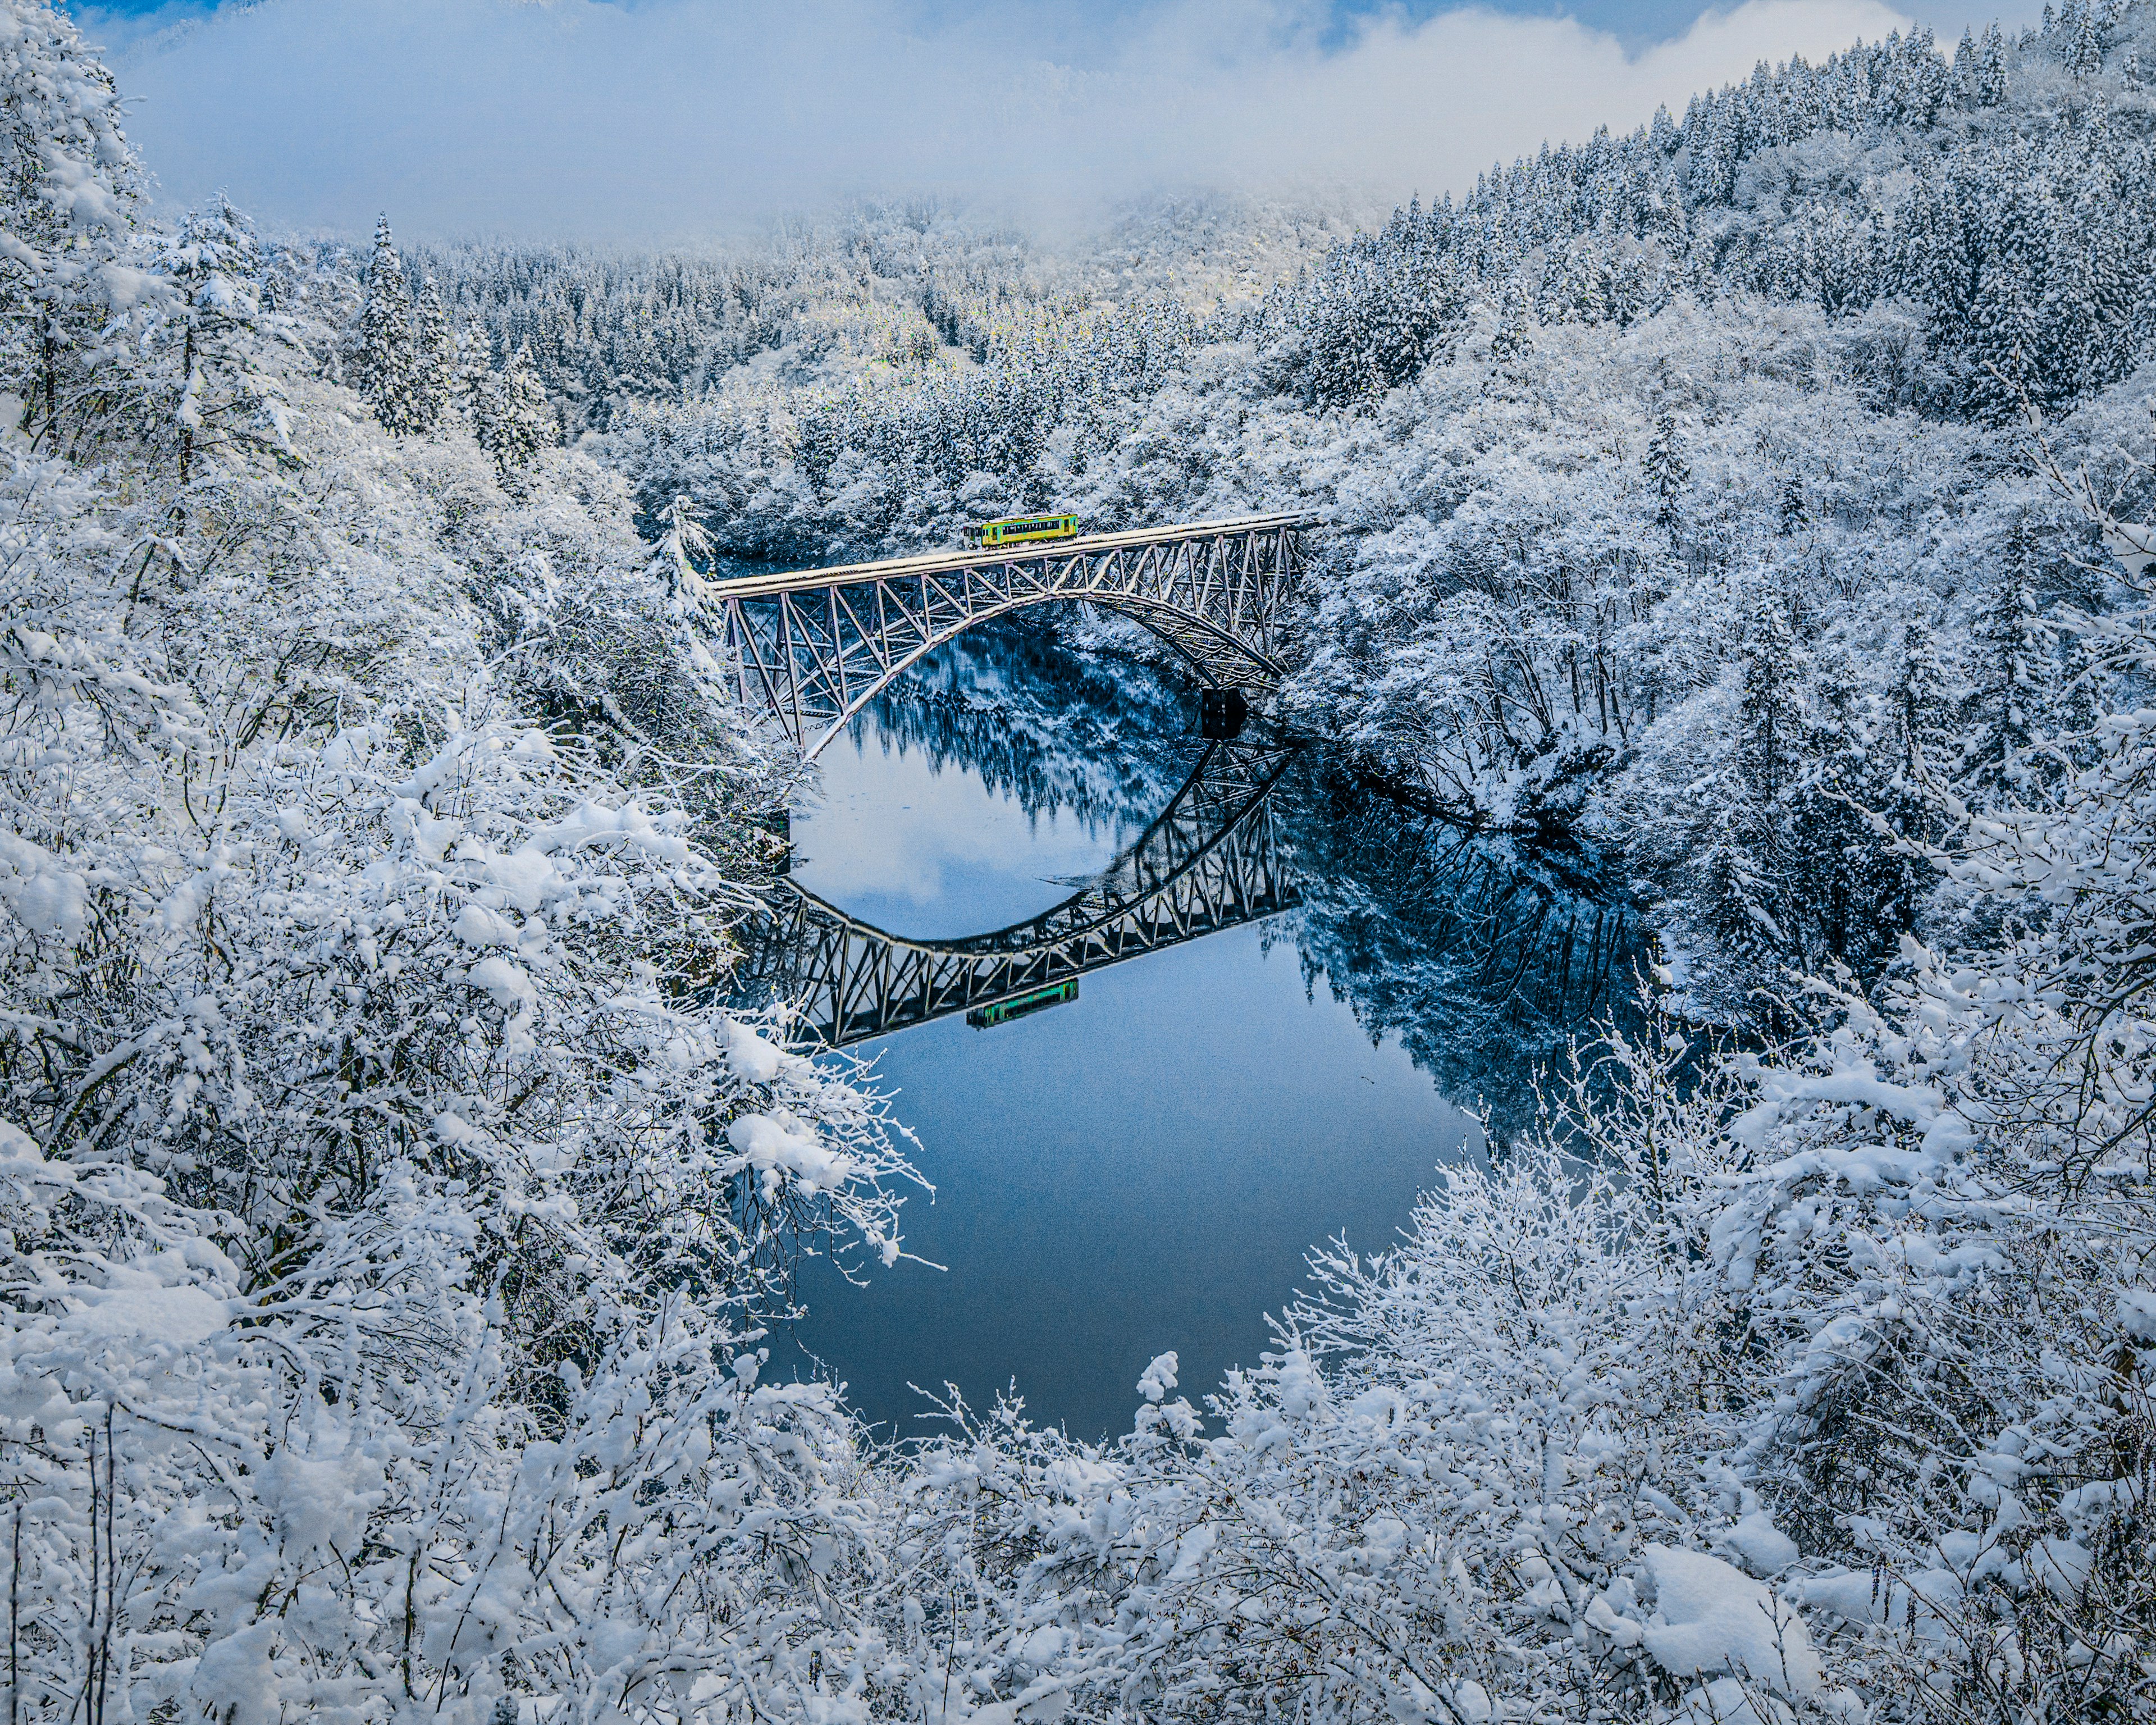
112 0 1913 239
793 734 1135 932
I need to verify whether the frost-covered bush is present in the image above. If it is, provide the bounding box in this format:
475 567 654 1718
0 5 924 1716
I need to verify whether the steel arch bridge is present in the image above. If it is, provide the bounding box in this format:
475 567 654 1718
739 738 1300 1047
698 513 1318 757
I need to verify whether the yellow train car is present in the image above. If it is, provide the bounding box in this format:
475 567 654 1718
964 513 1079 549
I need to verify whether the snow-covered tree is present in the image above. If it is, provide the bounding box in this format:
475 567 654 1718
1965 523 2055 790
152 193 288 481
413 270 458 428
355 213 423 431
473 343 554 481
0 0 158 447
1643 408 1689 542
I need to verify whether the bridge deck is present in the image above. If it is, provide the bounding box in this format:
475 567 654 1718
702 511 1321 600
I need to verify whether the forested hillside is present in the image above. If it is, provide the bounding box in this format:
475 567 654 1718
361 197 1368 437
578 0 2156 1011
3 2 2154 1724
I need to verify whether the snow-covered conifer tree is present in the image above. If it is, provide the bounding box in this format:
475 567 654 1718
1738 599 1803 802
1892 617 1956 775
154 194 286 481
1966 522 2054 790
2065 0 2105 71
1645 408 1689 544
1978 21 2010 102
474 341 555 480
355 213 423 432
0 0 158 445
412 270 458 428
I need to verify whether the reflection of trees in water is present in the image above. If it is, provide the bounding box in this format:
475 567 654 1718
1279 763 1642 1146
848 620 1194 835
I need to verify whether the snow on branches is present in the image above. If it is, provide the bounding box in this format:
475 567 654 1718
0 2 2153 1723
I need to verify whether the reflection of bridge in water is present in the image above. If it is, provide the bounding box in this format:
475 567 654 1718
743 740 1300 1047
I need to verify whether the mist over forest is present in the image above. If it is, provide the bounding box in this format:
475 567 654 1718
4 1 2156 1723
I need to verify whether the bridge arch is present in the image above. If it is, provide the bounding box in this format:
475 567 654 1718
738 738 1300 1045
795 590 1276 761
699 513 1315 758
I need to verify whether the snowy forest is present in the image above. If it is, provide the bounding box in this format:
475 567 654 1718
4 0 2156 1717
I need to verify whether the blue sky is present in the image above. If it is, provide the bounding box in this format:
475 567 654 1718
81 0 2040 239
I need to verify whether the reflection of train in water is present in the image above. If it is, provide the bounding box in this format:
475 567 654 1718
967 978 1079 1029
963 514 1079 549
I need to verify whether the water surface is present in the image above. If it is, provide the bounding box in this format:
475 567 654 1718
746 628 1633 1443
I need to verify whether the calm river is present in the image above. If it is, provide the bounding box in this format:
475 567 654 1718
738 624 1635 1444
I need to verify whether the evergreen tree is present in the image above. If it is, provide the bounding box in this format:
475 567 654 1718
1968 550 2053 792
156 194 280 482
1787 650 1915 973
1891 618 1954 777
1738 598 1802 801
1489 279 1535 373
1951 27 1979 104
412 272 458 429
474 343 554 481
1645 409 1689 544
1978 22 2009 104
357 214 423 433
1698 828 1783 968
1962 166 2047 414
2066 0 2104 72
656 493 716 607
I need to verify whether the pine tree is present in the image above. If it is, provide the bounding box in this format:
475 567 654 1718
357 215 423 433
473 343 554 482
412 272 457 430
1779 474 1806 535
1891 618 1953 777
1645 409 1689 544
656 494 715 606
1489 279 1534 373
1968 524 2054 791
1788 649 1913 973
1978 22 2009 104
1699 829 1784 966
1963 163 2046 415
2066 0 2104 73
156 194 282 482
1952 27 1979 105
1738 598 1803 801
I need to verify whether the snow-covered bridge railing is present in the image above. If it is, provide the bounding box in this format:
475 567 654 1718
740 739 1299 1046
700 513 1318 757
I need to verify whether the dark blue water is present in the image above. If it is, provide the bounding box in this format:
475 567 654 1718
751 628 1634 1444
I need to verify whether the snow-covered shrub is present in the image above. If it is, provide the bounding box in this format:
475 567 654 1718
0 7 923 1717
0 394 916 1725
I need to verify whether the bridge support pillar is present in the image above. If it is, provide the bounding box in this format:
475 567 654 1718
1200 687 1249 740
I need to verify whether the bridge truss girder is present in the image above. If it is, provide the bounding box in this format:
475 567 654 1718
704 515 1313 756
